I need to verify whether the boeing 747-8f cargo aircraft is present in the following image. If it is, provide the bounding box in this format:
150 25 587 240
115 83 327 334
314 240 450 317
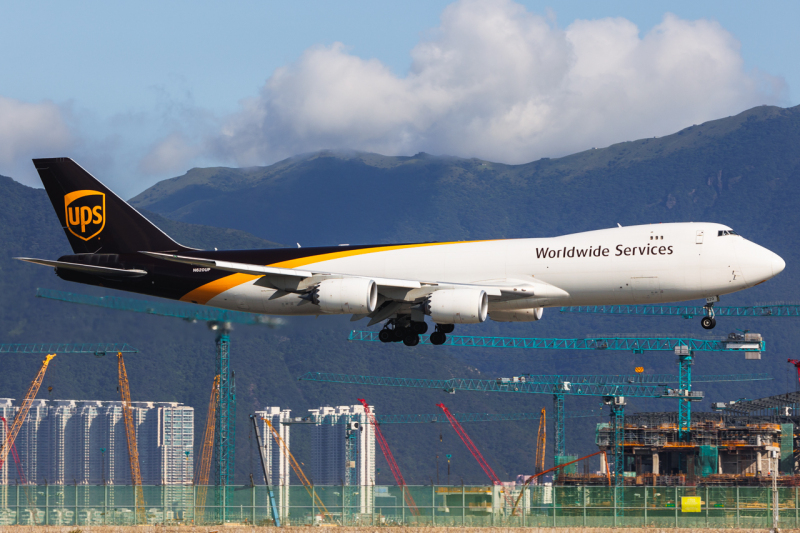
19 158 785 346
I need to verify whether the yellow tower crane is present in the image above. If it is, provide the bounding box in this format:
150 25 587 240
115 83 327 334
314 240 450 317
194 374 219 522
262 418 335 524
0 354 56 466
117 352 146 524
535 408 546 475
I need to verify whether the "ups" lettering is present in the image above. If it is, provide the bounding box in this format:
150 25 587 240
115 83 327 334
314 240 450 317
64 190 105 241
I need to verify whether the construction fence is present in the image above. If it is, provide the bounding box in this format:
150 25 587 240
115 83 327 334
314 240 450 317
0 484 796 528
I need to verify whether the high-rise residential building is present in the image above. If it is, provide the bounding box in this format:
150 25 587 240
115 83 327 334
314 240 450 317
255 406 292 520
0 399 193 486
158 402 194 485
309 404 376 514
15 399 49 484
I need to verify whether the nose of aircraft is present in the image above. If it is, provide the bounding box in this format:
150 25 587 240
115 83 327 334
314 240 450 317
736 239 784 286
772 253 786 277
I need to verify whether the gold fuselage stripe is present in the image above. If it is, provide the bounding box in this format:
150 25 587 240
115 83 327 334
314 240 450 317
179 241 479 305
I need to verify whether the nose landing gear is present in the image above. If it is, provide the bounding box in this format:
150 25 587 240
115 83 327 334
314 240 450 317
701 297 718 329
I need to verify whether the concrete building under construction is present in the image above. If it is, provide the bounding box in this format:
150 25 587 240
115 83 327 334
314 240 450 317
560 392 800 486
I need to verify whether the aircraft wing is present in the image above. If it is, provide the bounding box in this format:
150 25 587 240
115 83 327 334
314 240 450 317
141 252 568 301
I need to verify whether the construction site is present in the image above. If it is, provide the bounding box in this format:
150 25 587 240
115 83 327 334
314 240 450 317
2 295 800 528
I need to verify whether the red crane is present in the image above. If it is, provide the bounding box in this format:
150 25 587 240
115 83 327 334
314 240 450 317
0 417 28 484
788 359 800 385
1 417 33 511
357 398 419 516
436 403 514 509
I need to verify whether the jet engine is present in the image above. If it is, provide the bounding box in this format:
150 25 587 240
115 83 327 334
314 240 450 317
489 307 543 322
312 278 377 314
425 289 488 324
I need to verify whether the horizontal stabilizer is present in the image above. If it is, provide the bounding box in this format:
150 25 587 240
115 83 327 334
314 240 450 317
16 258 148 278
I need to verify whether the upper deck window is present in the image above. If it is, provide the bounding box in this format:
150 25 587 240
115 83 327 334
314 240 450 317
718 230 739 236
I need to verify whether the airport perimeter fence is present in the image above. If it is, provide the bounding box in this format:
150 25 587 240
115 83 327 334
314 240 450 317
0 484 795 528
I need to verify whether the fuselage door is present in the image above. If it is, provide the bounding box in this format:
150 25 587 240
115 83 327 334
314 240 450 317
696 230 704 244
631 277 661 302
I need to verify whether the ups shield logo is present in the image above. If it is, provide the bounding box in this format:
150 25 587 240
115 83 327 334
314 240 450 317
64 190 105 241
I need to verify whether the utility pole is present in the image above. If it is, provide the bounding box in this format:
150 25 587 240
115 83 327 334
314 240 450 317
771 450 779 533
100 448 106 486
436 455 440 485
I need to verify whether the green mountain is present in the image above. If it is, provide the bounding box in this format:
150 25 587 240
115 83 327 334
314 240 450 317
2 103 799 485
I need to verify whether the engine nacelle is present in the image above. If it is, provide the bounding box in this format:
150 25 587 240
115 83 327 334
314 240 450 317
425 289 488 324
489 307 543 322
313 278 377 314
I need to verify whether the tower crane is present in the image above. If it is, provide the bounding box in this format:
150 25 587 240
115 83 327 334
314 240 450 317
436 403 514 510
0 343 137 465
357 398 419 516
261 417 334 524
0 353 56 469
37 288 283 491
194 375 219 523
117 352 146 524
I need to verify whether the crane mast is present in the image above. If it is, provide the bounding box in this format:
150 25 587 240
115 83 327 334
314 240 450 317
535 408 546 476
357 398 419 516
117 352 145 524
194 374 219 522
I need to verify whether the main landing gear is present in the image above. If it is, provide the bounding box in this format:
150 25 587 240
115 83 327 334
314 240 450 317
701 296 719 330
378 319 454 346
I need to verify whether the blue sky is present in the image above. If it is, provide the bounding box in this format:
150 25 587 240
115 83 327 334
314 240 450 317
1 1 797 196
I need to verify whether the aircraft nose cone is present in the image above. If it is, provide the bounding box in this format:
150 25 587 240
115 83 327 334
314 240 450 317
773 254 786 277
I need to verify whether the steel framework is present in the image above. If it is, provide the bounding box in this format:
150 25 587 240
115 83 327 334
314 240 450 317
280 410 599 425
215 331 235 490
559 304 800 318
299 371 704 399
348 330 764 353
0 343 136 355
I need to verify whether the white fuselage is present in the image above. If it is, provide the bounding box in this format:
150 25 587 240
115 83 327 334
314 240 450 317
207 222 785 317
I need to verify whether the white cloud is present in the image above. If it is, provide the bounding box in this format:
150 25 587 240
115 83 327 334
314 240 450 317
207 1 787 166
139 133 200 175
0 96 74 184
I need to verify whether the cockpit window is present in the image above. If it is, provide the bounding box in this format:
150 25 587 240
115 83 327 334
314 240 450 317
718 230 739 236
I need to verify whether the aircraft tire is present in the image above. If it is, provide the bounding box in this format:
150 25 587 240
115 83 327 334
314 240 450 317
701 316 716 330
378 329 392 343
430 332 447 345
438 324 455 334
391 328 405 342
403 333 420 347
412 321 428 334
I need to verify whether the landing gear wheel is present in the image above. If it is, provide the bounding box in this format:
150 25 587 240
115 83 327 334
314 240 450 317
403 332 420 346
391 328 405 342
701 316 716 330
438 324 455 334
430 331 447 345
411 321 428 334
378 329 392 343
